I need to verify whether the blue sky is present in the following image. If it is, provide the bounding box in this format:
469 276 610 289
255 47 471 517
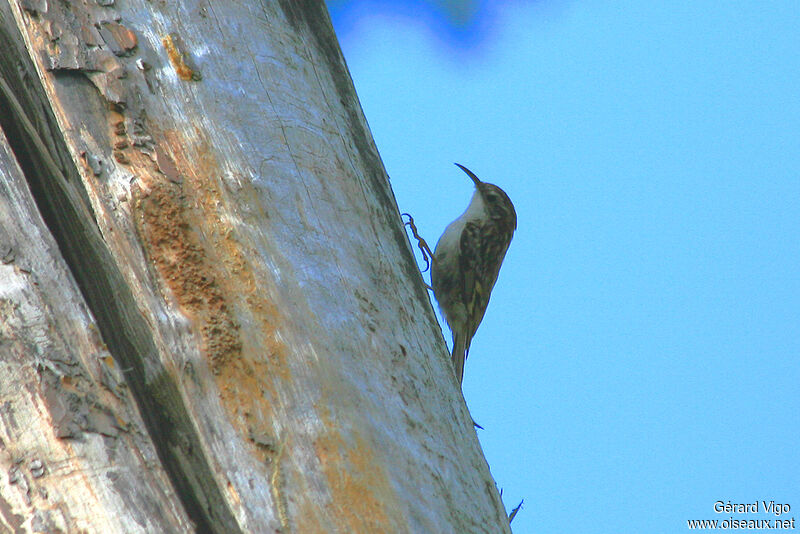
328 2 800 532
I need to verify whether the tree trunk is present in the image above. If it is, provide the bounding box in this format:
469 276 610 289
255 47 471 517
0 1 510 532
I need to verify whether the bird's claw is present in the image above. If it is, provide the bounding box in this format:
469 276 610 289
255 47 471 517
401 213 434 274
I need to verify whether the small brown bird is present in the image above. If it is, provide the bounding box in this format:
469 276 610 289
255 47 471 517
431 164 517 383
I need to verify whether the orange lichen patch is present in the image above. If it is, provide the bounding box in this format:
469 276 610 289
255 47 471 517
135 130 293 465
292 502 326 534
162 33 197 81
166 131 291 386
134 180 242 371
312 429 399 533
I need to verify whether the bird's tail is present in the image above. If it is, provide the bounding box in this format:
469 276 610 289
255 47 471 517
451 332 471 384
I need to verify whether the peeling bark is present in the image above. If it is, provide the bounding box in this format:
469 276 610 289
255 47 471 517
0 1 511 532
0 125 193 533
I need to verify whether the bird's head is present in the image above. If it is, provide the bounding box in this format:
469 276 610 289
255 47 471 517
455 163 517 232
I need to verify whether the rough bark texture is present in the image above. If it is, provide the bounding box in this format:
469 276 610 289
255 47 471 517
0 127 198 533
0 1 511 532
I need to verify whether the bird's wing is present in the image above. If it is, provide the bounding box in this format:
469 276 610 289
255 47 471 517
459 221 492 354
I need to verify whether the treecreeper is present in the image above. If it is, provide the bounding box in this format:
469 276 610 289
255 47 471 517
431 163 517 384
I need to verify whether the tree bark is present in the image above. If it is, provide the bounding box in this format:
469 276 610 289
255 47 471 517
0 1 511 532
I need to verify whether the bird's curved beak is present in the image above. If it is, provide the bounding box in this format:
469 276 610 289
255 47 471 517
455 163 482 186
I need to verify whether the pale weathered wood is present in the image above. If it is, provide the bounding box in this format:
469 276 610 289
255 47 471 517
0 0 511 532
0 126 195 532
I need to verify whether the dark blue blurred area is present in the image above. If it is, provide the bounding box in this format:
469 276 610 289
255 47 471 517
326 0 498 49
